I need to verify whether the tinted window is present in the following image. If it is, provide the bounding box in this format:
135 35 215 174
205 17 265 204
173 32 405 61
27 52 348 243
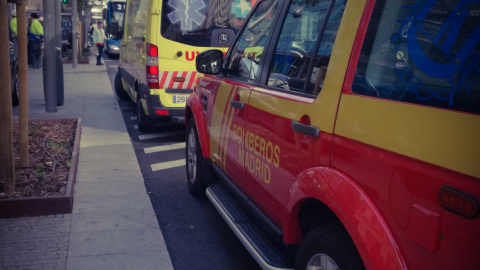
161 0 258 47
353 0 480 114
267 0 346 95
107 2 126 39
225 0 281 80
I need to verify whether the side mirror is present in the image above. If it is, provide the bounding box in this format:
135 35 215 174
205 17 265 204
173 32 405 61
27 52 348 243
196 50 223 75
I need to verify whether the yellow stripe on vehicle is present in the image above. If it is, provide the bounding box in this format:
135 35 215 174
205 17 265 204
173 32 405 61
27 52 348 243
335 94 480 178
209 83 235 165
222 90 238 170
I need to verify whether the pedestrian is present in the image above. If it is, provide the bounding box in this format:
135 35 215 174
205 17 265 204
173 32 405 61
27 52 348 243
39 17 45 65
92 21 106 65
27 13 33 66
88 22 95 47
29 13 43 69
9 9 17 57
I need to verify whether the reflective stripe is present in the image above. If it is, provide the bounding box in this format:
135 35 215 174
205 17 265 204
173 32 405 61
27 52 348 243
159 71 169 88
157 71 198 90
184 72 193 89
168 71 178 89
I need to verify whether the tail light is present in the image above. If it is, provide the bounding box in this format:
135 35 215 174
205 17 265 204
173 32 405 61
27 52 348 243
146 43 159 89
438 186 479 219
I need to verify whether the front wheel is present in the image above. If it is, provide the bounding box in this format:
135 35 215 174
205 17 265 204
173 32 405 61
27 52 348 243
295 224 365 270
186 117 206 196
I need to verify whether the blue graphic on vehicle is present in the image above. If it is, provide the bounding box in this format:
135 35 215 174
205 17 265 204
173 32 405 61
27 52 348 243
231 0 252 19
167 0 207 31
391 0 480 106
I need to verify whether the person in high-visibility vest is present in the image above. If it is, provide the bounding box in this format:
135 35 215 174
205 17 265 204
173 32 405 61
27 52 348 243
29 13 43 69
9 9 17 57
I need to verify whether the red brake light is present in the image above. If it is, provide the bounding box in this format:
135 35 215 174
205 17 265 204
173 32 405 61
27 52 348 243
438 187 479 219
149 66 158 74
146 43 159 88
155 110 169 115
148 43 158 57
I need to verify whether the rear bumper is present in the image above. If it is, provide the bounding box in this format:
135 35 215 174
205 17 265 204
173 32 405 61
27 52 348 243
146 92 185 119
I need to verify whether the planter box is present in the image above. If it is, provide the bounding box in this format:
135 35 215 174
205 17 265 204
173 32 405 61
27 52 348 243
0 118 82 218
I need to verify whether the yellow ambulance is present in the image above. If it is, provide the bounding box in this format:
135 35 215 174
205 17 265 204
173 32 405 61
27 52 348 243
115 0 258 131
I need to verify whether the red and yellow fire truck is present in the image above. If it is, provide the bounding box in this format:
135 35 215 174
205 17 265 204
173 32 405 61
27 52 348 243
185 0 480 269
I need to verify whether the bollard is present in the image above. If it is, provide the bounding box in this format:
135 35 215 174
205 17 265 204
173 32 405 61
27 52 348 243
56 47 64 106
43 47 64 106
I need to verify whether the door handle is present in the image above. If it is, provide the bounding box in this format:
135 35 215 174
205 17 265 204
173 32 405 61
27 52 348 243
291 121 320 138
230 100 244 109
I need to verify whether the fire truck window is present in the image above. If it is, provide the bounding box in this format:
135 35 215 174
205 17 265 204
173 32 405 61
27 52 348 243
267 0 346 95
225 0 281 81
352 0 480 114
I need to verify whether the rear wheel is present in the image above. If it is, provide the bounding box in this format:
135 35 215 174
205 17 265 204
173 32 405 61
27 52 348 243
186 117 206 196
114 70 129 100
137 95 156 132
295 224 365 270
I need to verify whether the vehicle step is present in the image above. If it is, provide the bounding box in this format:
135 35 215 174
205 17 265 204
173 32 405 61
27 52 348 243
206 183 294 270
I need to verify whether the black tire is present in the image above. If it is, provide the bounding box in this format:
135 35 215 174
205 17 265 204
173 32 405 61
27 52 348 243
295 223 365 270
186 117 206 196
11 64 19 106
114 70 129 100
137 95 156 132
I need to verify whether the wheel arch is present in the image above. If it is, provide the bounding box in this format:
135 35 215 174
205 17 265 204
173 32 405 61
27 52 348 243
283 166 407 270
186 96 210 159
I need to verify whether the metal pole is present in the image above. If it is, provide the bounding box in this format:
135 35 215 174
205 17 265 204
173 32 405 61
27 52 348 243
72 0 78 68
43 0 58 112
55 0 62 48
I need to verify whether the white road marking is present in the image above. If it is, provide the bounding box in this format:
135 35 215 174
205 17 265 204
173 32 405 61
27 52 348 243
138 130 184 141
134 125 138 130
144 143 186 154
151 159 186 171
108 65 118 68
130 116 137 120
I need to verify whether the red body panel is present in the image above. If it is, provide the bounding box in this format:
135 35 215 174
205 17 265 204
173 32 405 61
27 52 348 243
330 135 480 269
284 166 407 270
186 76 217 158
243 103 332 225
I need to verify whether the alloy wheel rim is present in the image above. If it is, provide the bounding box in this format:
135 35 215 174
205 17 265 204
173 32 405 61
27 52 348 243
187 128 197 183
305 253 340 270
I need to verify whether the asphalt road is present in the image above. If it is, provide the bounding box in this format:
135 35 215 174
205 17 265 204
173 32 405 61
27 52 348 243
103 55 261 270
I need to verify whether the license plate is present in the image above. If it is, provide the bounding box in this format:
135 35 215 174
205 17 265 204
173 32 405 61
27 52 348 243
173 95 188 104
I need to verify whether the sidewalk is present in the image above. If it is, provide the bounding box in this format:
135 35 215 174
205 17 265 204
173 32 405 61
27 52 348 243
0 55 174 270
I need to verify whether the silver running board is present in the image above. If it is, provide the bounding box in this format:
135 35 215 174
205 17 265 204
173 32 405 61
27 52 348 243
206 186 293 270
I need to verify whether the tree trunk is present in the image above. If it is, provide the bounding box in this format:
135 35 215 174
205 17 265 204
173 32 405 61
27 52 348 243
17 1 29 167
1 0 15 194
